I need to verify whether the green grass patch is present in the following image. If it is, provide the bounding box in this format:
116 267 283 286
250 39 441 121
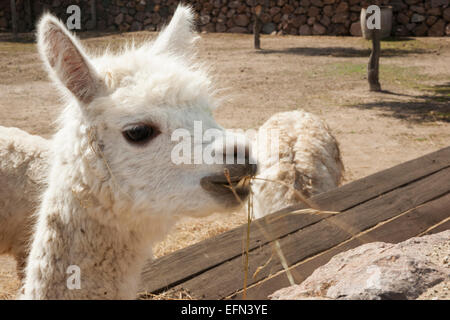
319 61 436 90
358 38 438 55
325 62 366 76
421 84 450 97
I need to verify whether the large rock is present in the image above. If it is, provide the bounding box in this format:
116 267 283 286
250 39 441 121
201 23 216 33
114 13 124 26
444 8 450 22
428 19 446 36
269 7 281 16
227 26 248 33
307 6 320 17
270 231 450 300
312 22 327 35
216 23 227 33
299 24 312 35
431 0 449 7
282 4 295 14
332 12 349 24
130 21 143 31
350 21 362 36
262 22 276 34
410 5 425 14
427 8 442 16
310 0 323 7
395 25 410 36
397 12 410 25
336 1 349 13
426 16 438 27
228 0 240 9
299 0 311 6
199 15 211 25
323 5 333 17
413 23 429 36
234 14 249 27
411 14 425 23
321 15 331 27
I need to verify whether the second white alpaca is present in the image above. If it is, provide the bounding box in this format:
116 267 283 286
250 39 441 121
21 5 255 299
0 126 49 278
252 110 344 218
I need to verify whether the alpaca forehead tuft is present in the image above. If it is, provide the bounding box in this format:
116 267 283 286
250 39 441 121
92 45 216 111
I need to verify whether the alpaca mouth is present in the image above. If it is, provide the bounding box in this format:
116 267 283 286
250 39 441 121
200 174 251 201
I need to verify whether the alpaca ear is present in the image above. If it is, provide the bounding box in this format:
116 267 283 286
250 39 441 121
37 14 103 104
152 4 198 55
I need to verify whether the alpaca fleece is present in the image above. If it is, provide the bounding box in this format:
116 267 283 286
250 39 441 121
0 126 49 278
252 110 344 218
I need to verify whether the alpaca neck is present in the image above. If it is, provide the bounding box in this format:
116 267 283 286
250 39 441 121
22 124 156 299
22 187 150 299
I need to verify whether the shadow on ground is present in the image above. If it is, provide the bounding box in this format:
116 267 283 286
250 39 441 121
257 45 428 58
0 32 36 43
348 83 450 123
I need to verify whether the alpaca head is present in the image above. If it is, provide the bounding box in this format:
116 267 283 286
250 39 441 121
37 5 256 227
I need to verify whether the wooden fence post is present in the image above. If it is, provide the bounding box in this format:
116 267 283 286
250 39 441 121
253 4 262 50
368 29 381 92
254 1 269 50
10 0 18 39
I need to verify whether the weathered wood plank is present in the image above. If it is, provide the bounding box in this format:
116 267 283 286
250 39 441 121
169 167 450 299
140 213 326 292
140 147 450 293
232 192 450 299
295 145 450 213
423 218 450 235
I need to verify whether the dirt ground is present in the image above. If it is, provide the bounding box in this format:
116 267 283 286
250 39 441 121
0 32 449 299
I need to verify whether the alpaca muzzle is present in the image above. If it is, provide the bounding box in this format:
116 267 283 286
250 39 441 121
200 162 257 201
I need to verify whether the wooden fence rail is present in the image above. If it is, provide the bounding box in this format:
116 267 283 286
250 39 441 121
140 146 450 299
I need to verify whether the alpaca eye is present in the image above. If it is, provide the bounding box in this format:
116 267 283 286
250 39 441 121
123 125 158 145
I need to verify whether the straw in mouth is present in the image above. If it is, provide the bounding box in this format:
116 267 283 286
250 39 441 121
200 172 251 197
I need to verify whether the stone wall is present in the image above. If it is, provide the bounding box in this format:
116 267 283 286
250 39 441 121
0 0 449 37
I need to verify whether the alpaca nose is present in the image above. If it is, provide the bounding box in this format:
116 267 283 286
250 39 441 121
200 138 256 200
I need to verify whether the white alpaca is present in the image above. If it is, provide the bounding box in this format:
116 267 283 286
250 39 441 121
0 126 49 278
21 5 255 299
251 110 344 218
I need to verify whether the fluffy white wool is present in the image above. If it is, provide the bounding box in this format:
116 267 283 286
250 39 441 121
3 6 343 300
0 126 50 278
21 5 253 299
252 110 344 218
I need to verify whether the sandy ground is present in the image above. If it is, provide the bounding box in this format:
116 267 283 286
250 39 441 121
0 32 449 299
